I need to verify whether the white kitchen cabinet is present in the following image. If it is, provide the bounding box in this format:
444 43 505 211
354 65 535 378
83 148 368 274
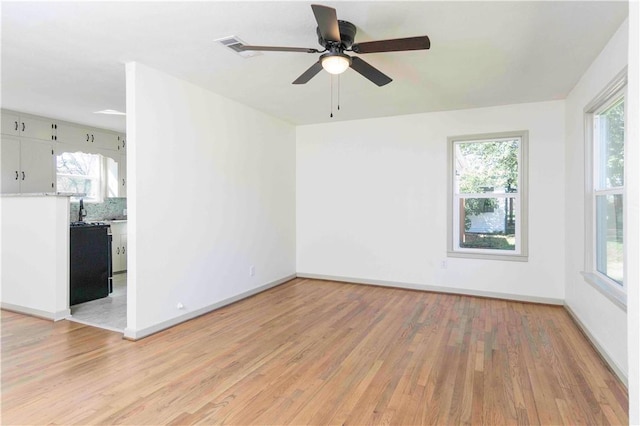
56 123 100 148
1 112 20 136
117 134 126 152
56 123 89 146
1 136 55 193
21 140 56 192
120 233 127 271
1 110 127 195
118 154 127 197
110 221 128 273
20 116 57 142
2 112 56 141
93 129 120 150
57 123 120 151
1 137 20 192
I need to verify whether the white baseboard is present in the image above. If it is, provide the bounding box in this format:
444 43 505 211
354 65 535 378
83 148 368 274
564 304 628 387
1 302 70 322
296 273 564 305
123 274 296 340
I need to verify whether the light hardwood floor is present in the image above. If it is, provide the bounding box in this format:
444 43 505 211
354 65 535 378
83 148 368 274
1 278 628 425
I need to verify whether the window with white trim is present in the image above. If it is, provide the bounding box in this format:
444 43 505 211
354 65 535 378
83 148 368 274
448 131 528 261
56 151 119 202
584 74 626 306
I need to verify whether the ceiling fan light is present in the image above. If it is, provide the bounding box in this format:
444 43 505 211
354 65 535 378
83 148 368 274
321 54 351 75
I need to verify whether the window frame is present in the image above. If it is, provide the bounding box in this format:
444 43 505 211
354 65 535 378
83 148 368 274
447 130 529 262
56 150 115 203
582 69 627 309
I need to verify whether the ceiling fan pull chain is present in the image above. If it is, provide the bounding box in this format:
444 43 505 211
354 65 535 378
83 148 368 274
337 75 340 111
330 75 334 118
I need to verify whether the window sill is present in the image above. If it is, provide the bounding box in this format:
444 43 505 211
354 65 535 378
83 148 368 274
581 272 626 311
447 251 528 262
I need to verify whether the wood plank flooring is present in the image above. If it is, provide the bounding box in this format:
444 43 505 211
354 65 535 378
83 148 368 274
1 278 628 425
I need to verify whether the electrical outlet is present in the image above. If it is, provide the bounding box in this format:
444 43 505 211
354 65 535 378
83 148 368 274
176 302 184 310
249 265 255 277
441 260 448 269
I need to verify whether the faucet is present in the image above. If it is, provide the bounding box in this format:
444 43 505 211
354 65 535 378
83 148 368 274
78 199 86 222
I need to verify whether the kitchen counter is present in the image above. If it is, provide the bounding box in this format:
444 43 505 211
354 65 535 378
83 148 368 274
2 193 76 198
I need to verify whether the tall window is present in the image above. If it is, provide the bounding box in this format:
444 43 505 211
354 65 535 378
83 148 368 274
594 95 624 285
448 131 528 261
585 75 626 304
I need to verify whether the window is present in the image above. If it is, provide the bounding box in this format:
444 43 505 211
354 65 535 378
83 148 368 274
56 151 119 202
448 131 528 261
584 72 626 307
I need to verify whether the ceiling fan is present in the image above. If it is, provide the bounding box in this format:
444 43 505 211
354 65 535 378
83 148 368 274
236 4 431 86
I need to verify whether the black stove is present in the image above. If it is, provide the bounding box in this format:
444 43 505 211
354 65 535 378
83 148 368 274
69 221 112 305
70 221 108 227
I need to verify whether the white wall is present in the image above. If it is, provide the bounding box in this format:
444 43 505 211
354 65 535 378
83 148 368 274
564 20 629 382
0 195 70 320
297 100 565 303
125 62 296 338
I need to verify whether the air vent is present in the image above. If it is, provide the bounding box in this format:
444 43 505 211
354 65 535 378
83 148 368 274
215 36 262 58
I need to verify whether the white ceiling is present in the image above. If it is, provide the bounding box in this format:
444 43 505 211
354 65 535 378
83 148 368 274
1 1 628 133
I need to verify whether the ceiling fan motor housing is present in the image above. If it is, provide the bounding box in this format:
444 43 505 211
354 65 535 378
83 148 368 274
317 20 357 50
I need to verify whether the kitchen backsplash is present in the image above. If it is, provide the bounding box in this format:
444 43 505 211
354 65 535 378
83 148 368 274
70 197 127 222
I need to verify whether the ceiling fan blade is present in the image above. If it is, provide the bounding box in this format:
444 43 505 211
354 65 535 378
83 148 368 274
237 44 319 53
352 36 431 54
292 61 324 84
311 4 341 43
349 57 392 86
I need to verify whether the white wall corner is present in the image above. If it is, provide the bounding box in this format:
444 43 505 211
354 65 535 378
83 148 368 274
564 303 628 387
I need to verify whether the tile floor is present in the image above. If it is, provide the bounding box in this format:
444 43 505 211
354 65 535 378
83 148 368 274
68 273 127 332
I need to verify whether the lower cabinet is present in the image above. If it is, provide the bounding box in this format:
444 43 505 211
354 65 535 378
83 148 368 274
110 222 128 273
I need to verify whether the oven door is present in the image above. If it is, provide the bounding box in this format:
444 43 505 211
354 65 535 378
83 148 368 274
69 225 111 305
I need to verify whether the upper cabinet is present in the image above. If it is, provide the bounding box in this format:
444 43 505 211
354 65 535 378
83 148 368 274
20 139 56 192
21 116 57 142
2 112 57 142
1 136 55 193
1 112 20 136
55 123 87 146
93 129 120 150
56 123 121 151
117 135 126 152
1 109 126 195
